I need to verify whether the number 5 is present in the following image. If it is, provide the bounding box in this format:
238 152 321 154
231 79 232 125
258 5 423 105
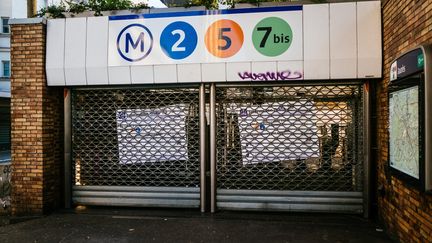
218 28 232 51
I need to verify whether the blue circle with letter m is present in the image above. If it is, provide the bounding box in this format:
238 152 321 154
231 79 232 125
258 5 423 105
117 23 153 62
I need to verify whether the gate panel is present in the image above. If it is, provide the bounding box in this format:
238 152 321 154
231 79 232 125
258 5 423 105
71 87 201 208
215 84 364 213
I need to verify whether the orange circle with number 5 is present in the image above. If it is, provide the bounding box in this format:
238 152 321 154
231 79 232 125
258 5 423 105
205 19 244 58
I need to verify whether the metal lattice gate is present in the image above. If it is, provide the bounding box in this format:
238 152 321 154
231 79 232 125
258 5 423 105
70 87 201 207
68 83 368 213
213 83 365 213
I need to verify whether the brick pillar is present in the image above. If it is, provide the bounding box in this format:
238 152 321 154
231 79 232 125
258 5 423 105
379 0 432 241
10 21 64 216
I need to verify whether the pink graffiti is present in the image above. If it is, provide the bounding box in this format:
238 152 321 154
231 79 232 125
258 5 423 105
238 70 303 81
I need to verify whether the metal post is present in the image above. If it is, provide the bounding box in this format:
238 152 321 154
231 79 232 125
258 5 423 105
423 45 432 191
210 83 217 213
64 88 72 208
199 84 206 213
363 81 371 218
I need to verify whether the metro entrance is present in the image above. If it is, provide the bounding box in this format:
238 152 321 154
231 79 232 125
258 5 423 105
69 81 367 214
42 2 380 216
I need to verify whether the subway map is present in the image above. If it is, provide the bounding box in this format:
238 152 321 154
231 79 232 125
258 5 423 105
389 86 419 179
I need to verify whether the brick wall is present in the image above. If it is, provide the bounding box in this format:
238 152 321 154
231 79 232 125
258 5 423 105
378 0 432 242
10 22 64 216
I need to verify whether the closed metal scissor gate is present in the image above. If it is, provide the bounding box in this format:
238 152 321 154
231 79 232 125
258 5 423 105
69 82 368 213
70 87 201 208
213 83 365 213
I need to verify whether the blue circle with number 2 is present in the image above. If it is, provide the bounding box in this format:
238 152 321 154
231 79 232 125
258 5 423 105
160 21 198 60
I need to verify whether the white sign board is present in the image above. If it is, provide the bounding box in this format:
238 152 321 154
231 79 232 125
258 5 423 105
108 7 303 66
232 101 320 164
45 2 382 86
116 105 189 164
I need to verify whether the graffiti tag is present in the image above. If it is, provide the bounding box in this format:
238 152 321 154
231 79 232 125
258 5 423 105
238 70 303 81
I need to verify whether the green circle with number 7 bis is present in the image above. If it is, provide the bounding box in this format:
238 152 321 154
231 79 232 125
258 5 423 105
252 17 293 57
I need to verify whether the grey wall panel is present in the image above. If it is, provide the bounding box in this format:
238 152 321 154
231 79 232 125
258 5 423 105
46 19 66 86
86 16 109 85
303 4 330 80
64 18 87 86
108 66 131 84
330 2 357 79
357 1 382 78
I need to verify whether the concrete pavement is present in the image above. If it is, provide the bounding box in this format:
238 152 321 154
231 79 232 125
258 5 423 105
0 207 392 243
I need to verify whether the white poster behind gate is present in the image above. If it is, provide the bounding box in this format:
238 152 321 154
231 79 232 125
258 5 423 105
235 101 320 164
116 104 189 164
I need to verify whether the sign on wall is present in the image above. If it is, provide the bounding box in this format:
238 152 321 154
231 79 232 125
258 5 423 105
389 86 420 179
234 101 320 164
387 45 432 191
116 105 189 164
46 2 382 86
390 48 424 82
108 7 303 66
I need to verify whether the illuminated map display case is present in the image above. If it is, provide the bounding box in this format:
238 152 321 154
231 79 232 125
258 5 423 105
388 45 432 191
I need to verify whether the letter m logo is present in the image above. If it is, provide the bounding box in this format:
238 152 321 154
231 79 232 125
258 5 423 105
116 24 153 62
125 32 145 53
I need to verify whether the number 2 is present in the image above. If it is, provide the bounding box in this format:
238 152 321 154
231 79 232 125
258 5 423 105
218 28 232 51
171 29 186 52
257 27 272 48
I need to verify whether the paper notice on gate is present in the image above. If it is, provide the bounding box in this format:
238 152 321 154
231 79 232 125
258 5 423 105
235 101 320 164
116 104 189 164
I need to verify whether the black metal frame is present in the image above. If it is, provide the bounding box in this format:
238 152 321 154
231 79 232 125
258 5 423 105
388 72 426 190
